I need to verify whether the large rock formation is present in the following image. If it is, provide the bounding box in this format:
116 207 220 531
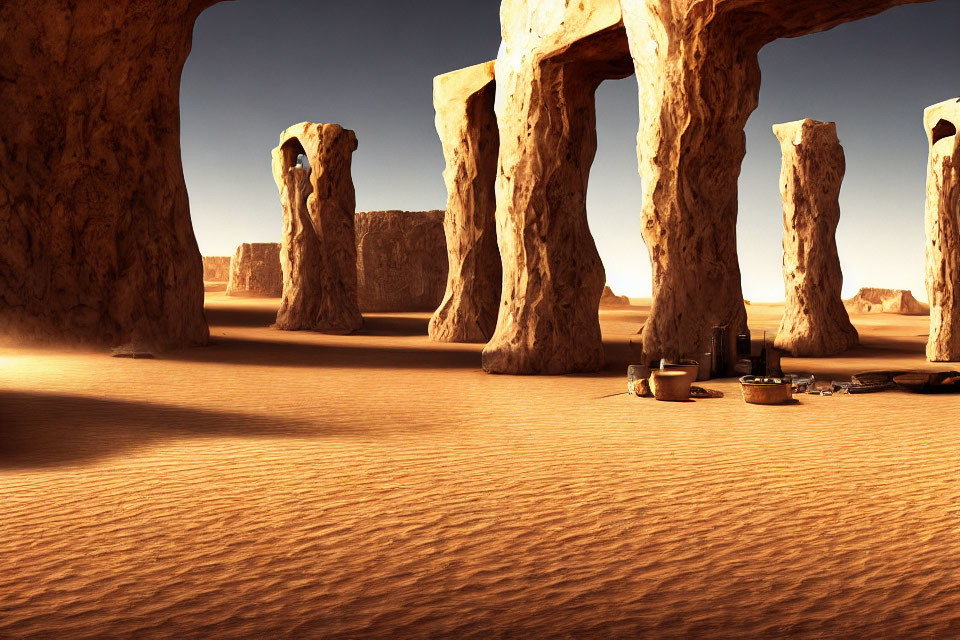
845 288 928 315
0 2 214 350
482 1 634 374
428 61 502 343
619 0 931 367
356 210 448 312
202 256 231 282
273 123 362 334
599 286 631 308
226 243 282 297
924 98 960 361
772 119 858 357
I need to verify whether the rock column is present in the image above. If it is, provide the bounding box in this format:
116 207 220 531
619 0 931 365
0 1 215 350
482 0 634 374
273 123 362 333
924 98 960 361
772 119 858 356
428 62 502 343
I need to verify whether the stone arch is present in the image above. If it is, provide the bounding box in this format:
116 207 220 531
272 122 362 334
0 0 937 358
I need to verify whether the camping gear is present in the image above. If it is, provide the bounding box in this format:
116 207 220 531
739 376 793 405
627 364 651 396
848 371 906 393
893 371 960 394
783 373 815 394
711 325 729 377
650 370 692 401
662 360 699 386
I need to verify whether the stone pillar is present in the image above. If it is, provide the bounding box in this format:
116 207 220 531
481 0 634 374
619 0 932 365
772 119 858 356
924 98 960 362
0 1 215 350
272 123 362 333
428 61 502 343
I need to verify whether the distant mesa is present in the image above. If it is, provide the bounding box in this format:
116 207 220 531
207 210 449 312
844 288 928 315
202 256 231 282
356 210 448 312
599 286 630 308
226 243 283 298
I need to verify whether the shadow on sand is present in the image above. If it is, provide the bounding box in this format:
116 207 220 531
0 390 354 470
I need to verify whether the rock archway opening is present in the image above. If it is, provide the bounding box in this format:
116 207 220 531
932 118 957 146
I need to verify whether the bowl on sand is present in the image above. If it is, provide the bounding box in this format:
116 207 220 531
739 376 793 405
650 370 692 402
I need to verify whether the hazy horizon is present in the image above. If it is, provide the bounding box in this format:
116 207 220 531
181 0 960 303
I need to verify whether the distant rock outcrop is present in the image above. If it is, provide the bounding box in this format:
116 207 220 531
226 243 282 297
356 211 448 312
845 288 928 315
202 256 231 282
599 286 630 308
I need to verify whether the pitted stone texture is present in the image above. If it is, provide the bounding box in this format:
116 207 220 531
620 0 931 366
226 243 282 297
272 123 362 334
0 1 215 350
845 288 928 316
482 0 634 374
772 119 858 357
356 211 448 312
202 257 231 282
429 61 502 343
924 98 960 361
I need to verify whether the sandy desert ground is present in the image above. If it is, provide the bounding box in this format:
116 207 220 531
2 291 960 638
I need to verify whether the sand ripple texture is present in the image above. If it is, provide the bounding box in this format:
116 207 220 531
2 296 960 638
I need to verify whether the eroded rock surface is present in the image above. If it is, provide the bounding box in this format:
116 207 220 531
356 211 448 312
772 119 858 357
0 1 214 349
482 0 634 374
273 123 362 333
620 0 930 366
202 256 231 282
924 98 960 361
845 288 928 315
428 61 502 343
226 243 282 297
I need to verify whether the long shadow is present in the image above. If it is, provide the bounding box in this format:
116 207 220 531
205 306 433 337
0 390 357 470
205 305 278 328
167 336 483 369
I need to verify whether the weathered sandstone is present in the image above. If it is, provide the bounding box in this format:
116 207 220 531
845 288 928 315
428 61 502 343
0 2 215 349
600 286 631 308
482 0 634 374
772 119 858 357
924 98 960 361
356 211 448 312
620 0 931 366
226 243 282 297
272 123 362 333
202 256 231 282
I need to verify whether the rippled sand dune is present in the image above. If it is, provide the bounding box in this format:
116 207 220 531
2 294 960 638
